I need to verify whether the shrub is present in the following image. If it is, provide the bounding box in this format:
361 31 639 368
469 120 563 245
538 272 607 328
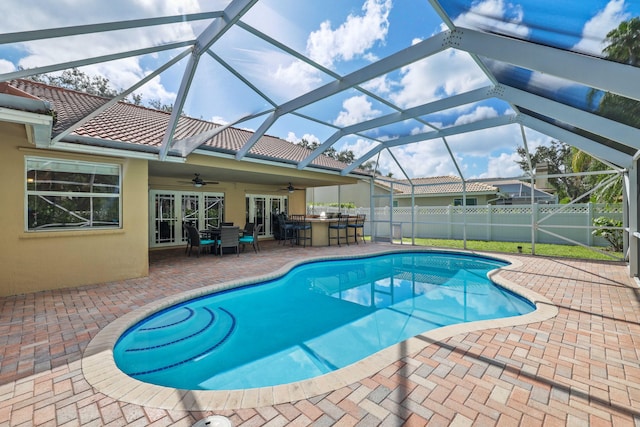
592 216 623 252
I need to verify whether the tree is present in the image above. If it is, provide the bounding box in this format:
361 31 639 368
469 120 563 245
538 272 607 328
295 138 355 165
515 140 588 202
571 149 622 203
147 98 174 112
603 17 640 66
29 68 147 107
569 18 638 203
31 68 119 97
590 18 640 128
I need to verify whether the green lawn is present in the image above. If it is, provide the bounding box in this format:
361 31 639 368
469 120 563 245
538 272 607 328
392 237 624 261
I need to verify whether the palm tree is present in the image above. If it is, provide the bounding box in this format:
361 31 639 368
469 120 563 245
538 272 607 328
595 17 640 127
603 17 640 66
570 18 639 203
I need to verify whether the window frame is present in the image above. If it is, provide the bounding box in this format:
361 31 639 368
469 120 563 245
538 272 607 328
25 156 122 232
453 197 478 206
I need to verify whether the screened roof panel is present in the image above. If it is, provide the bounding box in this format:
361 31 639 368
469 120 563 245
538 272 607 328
419 99 514 128
294 90 398 129
360 118 432 141
0 0 638 179
441 0 640 63
210 25 337 105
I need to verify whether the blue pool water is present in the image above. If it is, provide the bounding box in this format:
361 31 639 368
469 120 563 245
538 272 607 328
114 252 534 390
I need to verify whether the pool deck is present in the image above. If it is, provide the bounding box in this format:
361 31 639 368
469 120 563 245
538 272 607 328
1 241 639 426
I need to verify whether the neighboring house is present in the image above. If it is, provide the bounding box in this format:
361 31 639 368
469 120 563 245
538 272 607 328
308 176 499 208
479 179 557 205
0 79 364 296
381 177 498 207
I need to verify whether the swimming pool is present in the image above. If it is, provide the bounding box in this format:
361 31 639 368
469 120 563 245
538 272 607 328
113 251 534 390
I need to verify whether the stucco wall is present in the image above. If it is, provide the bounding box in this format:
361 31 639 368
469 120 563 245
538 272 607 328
0 122 149 297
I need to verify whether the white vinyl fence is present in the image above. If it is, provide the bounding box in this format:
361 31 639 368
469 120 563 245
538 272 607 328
309 203 623 247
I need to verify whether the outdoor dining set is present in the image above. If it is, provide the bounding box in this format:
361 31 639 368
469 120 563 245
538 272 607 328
184 222 261 257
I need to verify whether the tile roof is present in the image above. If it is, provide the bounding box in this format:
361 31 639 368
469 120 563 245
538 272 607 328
9 79 355 172
377 175 497 195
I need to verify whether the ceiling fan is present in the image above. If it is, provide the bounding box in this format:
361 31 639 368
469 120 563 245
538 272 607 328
280 182 304 193
180 173 218 188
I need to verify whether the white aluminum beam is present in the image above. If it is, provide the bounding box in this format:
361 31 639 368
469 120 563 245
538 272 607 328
518 115 632 167
158 0 258 160
342 114 516 175
235 31 451 159
0 41 194 82
453 27 640 102
235 112 279 159
499 84 640 150
52 50 191 144
297 85 495 169
158 53 199 161
0 12 221 45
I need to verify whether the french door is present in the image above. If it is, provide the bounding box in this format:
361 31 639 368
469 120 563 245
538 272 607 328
245 194 288 238
150 190 224 248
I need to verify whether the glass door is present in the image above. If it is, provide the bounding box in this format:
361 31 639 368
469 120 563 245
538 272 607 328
246 194 287 238
150 190 225 248
152 193 177 245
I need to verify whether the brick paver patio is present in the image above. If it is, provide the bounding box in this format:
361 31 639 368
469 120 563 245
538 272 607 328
1 241 639 426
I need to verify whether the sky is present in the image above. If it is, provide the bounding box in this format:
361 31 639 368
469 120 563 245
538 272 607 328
0 0 638 180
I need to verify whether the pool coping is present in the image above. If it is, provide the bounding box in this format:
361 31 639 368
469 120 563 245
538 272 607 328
81 248 558 411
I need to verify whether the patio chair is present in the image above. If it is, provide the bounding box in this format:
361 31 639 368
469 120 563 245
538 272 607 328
218 226 240 256
185 225 216 257
290 214 312 247
277 214 295 245
328 215 349 247
239 224 262 253
348 214 366 244
242 222 254 237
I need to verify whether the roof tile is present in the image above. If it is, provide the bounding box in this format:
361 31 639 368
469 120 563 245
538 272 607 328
11 79 355 172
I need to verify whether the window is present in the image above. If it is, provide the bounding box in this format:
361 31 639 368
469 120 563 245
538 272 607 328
26 157 121 230
453 198 477 206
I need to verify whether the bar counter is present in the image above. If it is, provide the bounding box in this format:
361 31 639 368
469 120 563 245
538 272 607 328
295 217 360 247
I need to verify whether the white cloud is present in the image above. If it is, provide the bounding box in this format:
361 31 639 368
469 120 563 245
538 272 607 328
452 0 530 38
481 152 524 178
334 95 382 127
307 0 392 68
1 0 197 104
360 75 392 95
261 0 392 102
573 0 629 55
0 59 15 73
338 137 378 158
453 106 499 126
389 48 490 109
286 132 320 145
211 116 229 126
272 59 324 95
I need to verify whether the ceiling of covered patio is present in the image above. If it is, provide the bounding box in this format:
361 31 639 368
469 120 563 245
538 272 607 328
0 0 638 182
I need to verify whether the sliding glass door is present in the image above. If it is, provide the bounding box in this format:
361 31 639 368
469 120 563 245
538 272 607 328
150 190 224 248
246 194 287 238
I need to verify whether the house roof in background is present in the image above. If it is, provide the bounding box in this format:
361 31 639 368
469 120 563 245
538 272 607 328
377 176 497 196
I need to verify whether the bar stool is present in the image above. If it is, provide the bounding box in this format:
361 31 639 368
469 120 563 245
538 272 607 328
348 214 366 244
328 215 349 246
